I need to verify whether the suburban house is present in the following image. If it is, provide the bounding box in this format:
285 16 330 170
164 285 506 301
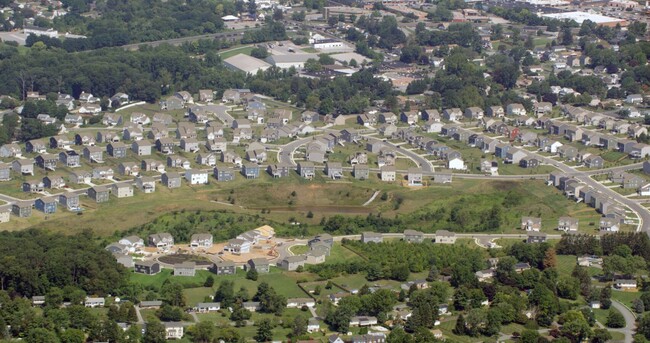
279 256 307 271
162 172 182 188
11 201 33 218
12 159 34 175
325 162 343 180
246 258 271 273
298 162 316 179
83 146 104 163
35 197 57 214
599 218 619 232
148 232 174 249
349 316 378 327
226 238 252 255
287 298 316 308
185 169 209 185
353 164 370 180
132 140 153 156
242 164 260 179
70 170 92 184
107 142 128 158
526 232 548 244
59 193 81 211
268 164 291 178
136 176 157 193
0 143 22 158
59 150 81 167
135 261 161 275
88 186 110 203
614 279 637 290
84 297 105 308
521 217 542 231
173 262 196 276
558 217 579 232
214 261 236 275
35 154 58 171
404 229 424 243
380 166 396 182
361 232 383 243
435 230 456 244
190 233 213 248
214 166 235 181
407 168 423 186
119 162 140 176
111 183 134 198
164 322 184 340
74 133 97 145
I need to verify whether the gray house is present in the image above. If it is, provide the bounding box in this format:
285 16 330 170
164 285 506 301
267 164 291 178
83 146 104 163
298 162 316 179
174 262 196 276
404 229 424 243
59 150 81 167
242 163 260 179
214 166 235 181
88 185 110 203
353 164 370 180
326 162 343 179
107 142 128 158
59 193 81 211
12 200 33 217
162 172 182 188
214 261 236 275
361 232 383 243
246 258 270 273
279 256 307 271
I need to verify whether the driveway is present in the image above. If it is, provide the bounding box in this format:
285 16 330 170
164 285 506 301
611 300 636 343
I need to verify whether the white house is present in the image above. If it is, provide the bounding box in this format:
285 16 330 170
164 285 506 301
84 297 105 308
639 184 650 196
163 322 184 340
185 169 209 185
447 157 466 170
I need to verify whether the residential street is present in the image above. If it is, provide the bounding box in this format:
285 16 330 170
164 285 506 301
611 300 636 343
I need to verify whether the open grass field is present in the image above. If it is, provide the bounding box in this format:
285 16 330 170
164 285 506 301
218 45 255 59
556 255 577 278
3 155 606 238
612 290 641 308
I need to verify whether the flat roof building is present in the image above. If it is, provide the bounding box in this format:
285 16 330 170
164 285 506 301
223 54 271 74
541 12 626 27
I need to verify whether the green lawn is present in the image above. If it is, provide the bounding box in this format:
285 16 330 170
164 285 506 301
210 268 311 299
183 287 214 307
556 255 577 278
612 290 640 308
218 46 254 59
289 244 309 255
593 307 621 326
326 243 365 264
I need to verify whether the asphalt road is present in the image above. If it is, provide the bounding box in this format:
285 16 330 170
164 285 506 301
366 136 434 173
528 151 649 232
611 300 636 343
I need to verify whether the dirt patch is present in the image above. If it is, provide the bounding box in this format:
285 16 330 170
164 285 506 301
158 254 213 266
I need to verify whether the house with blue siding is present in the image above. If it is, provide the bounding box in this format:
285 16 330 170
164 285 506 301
35 197 57 214
241 163 260 179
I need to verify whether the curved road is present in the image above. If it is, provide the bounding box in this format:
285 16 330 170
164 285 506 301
611 300 636 343
529 151 649 232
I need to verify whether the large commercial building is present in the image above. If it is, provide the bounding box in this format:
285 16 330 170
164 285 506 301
541 11 627 27
223 54 272 74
